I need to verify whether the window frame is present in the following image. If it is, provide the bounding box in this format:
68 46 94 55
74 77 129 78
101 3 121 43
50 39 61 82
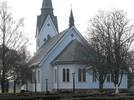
54 69 57 83
107 74 111 82
78 68 86 82
38 70 40 83
93 71 97 82
63 68 70 82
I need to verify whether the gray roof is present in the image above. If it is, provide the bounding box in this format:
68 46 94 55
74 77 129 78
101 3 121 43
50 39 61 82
52 40 97 65
36 15 58 34
42 0 53 9
29 29 69 66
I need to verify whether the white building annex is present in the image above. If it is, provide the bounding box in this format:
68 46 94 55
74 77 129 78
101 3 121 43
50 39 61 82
28 0 128 92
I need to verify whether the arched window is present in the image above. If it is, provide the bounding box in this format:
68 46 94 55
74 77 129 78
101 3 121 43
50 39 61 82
38 70 40 83
32 70 36 83
93 71 97 82
78 68 86 82
83 69 86 82
107 74 110 82
54 69 57 83
78 69 81 82
63 68 65 82
67 69 69 82
63 68 70 82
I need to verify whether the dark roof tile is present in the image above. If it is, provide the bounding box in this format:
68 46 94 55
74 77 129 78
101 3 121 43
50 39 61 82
52 40 97 65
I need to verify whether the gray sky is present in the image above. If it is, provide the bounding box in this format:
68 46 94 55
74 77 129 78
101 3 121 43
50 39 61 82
4 0 134 53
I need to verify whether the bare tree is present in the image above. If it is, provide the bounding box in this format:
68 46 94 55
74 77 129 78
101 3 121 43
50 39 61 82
1 47 32 93
11 48 32 93
0 1 28 93
15 47 32 92
88 36 112 91
87 10 134 93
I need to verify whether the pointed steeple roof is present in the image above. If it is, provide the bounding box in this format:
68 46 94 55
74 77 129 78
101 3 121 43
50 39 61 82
41 0 53 15
36 0 59 34
69 9 75 28
42 0 53 9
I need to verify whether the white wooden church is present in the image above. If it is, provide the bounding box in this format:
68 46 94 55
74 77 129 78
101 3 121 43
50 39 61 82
28 0 128 92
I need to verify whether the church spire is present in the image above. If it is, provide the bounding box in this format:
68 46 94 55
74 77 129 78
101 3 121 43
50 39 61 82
41 0 53 15
36 0 59 37
69 8 75 28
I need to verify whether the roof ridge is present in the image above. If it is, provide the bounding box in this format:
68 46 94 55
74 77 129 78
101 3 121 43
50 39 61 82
29 28 70 66
38 29 70 65
37 28 69 52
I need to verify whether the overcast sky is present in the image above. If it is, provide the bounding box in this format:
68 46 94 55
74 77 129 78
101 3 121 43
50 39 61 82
4 0 134 53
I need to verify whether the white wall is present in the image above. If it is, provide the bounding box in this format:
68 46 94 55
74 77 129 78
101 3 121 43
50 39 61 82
35 27 128 91
53 64 128 90
39 27 84 91
36 15 58 49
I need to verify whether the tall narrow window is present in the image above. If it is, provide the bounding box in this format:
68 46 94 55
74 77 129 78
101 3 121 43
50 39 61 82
111 74 114 82
93 71 97 82
63 68 70 82
55 69 57 83
38 70 40 83
83 69 86 82
63 68 65 82
78 68 86 82
32 70 37 84
32 71 35 83
67 69 70 82
78 69 81 82
107 74 110 82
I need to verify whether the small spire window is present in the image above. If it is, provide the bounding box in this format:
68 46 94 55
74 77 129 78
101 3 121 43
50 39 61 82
47 23 50 26
47 35 51 40
44 38 47 42
71 34 74 37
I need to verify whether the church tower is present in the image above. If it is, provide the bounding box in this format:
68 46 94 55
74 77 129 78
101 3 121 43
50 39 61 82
36 0 59 50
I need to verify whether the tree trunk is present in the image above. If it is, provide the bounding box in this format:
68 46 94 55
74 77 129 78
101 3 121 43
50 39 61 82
1 14 6 93
34 80 37 92
13 80 16 93
1 70 6 93
115 84 119 94
1 44 6 93
26 82 28 91
5 80 9 93
99 81 104 92
99 73 105 92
